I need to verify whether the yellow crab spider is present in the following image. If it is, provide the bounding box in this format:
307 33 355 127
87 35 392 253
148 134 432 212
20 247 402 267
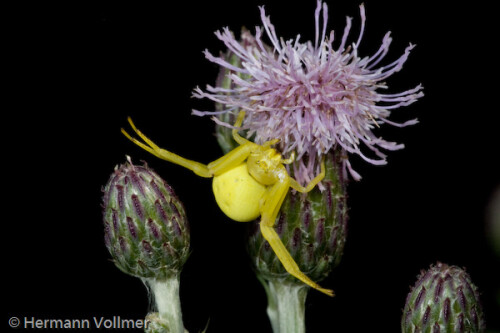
121 112 333 296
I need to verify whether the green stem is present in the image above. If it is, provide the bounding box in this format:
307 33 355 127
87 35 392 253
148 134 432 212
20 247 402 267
261 277 308 333
144 276 184 333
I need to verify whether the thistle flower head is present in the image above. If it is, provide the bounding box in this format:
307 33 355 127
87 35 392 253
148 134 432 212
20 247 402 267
402 262 485 333
102 157 190 280
193 1 423 182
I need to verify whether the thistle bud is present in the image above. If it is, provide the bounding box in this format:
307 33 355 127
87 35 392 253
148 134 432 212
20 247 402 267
247 150 347 285
102 157 190 280
212 28 257 155
402 262 485 333
144 313 169 333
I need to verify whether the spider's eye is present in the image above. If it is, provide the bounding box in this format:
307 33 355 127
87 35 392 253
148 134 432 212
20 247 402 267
247 152 280 186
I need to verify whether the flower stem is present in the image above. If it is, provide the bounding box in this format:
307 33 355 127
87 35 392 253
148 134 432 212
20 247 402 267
144 276 185 333
260 277 308 333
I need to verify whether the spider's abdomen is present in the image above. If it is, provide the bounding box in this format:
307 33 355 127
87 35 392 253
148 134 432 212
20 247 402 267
212 163 266 222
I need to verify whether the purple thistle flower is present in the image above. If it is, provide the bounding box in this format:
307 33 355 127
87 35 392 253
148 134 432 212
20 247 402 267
193 1 423 182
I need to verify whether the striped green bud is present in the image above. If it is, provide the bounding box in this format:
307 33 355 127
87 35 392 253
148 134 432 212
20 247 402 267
402 262 485 333
102 157 190 280
144 313 168 333
213 28 257 155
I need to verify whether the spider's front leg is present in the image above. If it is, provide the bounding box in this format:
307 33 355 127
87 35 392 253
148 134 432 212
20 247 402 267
259 176 335 297
121 117 213 177
122 117 257 177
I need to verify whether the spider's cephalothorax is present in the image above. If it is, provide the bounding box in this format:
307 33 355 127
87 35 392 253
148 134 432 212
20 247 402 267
122 112 333 296
247 148 286 185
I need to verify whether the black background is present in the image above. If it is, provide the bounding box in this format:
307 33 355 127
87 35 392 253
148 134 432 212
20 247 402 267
4 0 500 332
